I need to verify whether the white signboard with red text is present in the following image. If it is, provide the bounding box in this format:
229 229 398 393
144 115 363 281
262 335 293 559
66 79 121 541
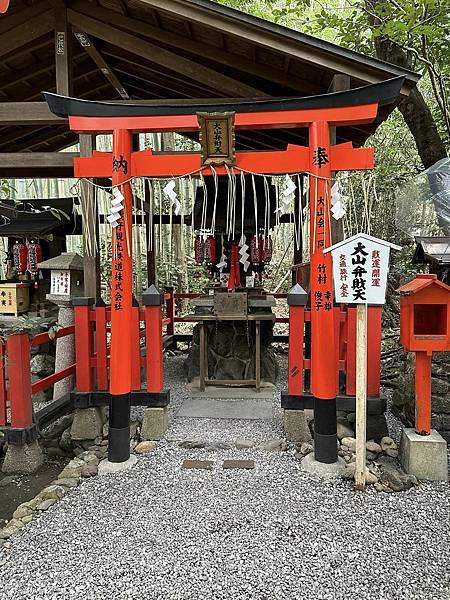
324 233 401 305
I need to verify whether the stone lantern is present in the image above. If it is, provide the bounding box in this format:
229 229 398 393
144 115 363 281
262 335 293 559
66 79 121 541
37 252 84 400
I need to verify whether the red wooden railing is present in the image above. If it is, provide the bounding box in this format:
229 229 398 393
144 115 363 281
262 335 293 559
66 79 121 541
73 303 163 394
0 326 76 428
287 304 382 397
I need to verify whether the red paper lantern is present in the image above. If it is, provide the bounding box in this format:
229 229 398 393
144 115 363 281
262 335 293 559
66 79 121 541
250 236 262 264
203 237 217 264
27 240 43 277
194 236 204 264
12 241 27 275
263 236 273 263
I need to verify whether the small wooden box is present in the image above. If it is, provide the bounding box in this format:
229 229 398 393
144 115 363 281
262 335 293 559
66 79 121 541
0 283 30 316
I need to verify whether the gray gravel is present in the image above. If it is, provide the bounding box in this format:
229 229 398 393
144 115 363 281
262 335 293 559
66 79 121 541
1 354 449 600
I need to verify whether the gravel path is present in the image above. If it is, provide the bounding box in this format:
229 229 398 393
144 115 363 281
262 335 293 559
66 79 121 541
1 355 449 600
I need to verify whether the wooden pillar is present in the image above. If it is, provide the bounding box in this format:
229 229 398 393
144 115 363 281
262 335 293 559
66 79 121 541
328 74 350 245
54 0 72 96
79 134 101 299
144 179 157 286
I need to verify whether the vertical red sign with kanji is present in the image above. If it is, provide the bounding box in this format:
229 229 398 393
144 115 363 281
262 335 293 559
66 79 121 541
309 121 337 400
110 129 133 395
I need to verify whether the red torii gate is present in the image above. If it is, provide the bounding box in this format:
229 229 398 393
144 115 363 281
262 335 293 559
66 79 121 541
45 78 403 465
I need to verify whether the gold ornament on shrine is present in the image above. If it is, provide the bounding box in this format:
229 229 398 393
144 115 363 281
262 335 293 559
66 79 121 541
197 112 236 166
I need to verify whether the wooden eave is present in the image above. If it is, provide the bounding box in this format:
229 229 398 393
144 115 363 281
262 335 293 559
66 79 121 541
0 0 419 177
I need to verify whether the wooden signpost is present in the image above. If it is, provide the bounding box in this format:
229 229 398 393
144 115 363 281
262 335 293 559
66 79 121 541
324 233 400 489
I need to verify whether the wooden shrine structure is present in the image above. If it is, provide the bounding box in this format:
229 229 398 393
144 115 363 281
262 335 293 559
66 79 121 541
0 0 420 466
0 0 419 298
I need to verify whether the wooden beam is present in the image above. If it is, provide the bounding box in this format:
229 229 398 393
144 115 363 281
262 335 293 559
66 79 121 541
67 9 268 98
0 102 67 125
0 10 54 59
0 0 51 35
0 152 77 167
54 0 72 96
72 28 130 99
71 1 318 94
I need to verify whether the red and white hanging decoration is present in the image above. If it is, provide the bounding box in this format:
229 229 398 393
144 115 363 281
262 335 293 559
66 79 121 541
262 236 273 263
12 240 27 275
107 187 124 228
203 237 217 264
194 236 205 264
250 235 262 265
27 240 43 285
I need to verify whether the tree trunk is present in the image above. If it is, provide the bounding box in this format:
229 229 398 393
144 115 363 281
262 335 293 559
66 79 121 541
366 2 447 169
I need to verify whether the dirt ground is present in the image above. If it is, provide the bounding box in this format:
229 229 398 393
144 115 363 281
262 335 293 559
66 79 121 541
0 457 65 526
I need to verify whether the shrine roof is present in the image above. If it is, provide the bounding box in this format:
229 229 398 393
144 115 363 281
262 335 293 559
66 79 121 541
0 0 420 157
413 237 450 266
398 274 450 295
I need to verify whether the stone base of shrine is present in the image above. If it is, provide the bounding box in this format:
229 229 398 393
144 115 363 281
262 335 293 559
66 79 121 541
140 407 168 441
184 319 279 385
400 428 448 482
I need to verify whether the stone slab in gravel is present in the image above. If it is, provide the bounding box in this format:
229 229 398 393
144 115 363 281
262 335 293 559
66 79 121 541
177 397 273 420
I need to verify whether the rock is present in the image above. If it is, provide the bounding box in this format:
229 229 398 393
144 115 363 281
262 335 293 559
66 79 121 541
235 439 254 449
381 436 398 452
299 442 314 455
42 414 73 440
130 420 139 440
58 466 82 479
382 469 404 492
385 448 398 458
36 499 57 511
382 485 394 493
59 427 73 452
365 469 378 485
347 412 356 424
21 515 33 524
399 473 419 490
341 437 356 452
336 419 355 440
342 463 356 479
178 440 206 449
0 519 24 539
56 477 79 488
26 496 44 510
70 408 104 442
80 464 98 478
374 482 384 492
262 439 284 452
40 484 66 501
366 451 378 461
79 451 99 466
30 353 55 376
366 440 382 453
135 441 157 454
12 504 33 520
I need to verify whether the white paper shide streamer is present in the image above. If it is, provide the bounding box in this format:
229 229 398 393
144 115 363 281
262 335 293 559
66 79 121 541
331 181 346 220
216 234 227 271
163 179 182 216
107 187 124 228
277 174 296 215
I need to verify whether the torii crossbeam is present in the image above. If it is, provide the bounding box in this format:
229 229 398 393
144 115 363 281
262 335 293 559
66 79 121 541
44 77 405 465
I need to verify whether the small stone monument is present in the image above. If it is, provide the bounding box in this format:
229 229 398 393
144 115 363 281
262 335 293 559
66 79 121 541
37 252 84 399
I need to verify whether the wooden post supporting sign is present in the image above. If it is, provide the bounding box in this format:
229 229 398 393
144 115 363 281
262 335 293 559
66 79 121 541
325 233 400 490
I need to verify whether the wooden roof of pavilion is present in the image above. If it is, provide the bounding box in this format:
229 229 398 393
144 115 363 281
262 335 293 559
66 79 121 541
0 0 419 173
